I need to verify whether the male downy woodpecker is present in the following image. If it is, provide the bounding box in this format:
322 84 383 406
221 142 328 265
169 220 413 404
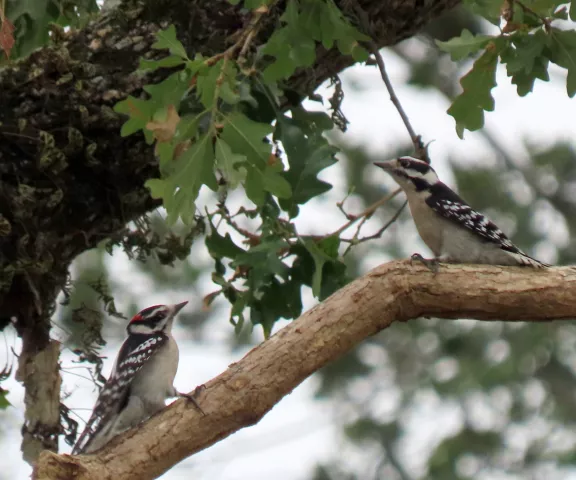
374 156 548 268
72 301 202 454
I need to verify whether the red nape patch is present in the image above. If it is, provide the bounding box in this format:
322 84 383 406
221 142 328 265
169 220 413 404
131 314 144 322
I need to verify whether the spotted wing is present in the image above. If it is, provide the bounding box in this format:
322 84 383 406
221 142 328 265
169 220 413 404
425 184 547 266
72 332 168 454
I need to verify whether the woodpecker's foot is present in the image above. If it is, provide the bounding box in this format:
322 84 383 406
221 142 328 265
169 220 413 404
177 385 206 416
410 253 439 274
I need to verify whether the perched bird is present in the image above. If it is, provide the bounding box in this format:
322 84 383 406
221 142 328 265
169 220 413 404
72 301 203 454
374 156 548 269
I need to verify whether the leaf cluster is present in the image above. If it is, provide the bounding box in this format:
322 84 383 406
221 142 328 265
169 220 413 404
112 2 371 335
437 1 576 137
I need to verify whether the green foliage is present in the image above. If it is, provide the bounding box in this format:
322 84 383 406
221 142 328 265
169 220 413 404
437 2 576 136
0 388 10 409
146 136 218 225
448 42 502 138
4 0 98 60
436 29 494 60
151 24 188 59
110 10 370 333
262 0 369 82
277 110 338 216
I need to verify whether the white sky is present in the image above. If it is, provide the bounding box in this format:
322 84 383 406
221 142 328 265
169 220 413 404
1 30 576 480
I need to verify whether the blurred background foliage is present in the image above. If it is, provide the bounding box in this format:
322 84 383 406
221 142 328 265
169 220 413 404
3 0 576 479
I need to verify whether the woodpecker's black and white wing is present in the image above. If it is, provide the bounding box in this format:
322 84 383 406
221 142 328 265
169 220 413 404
72 332 168 454
425 183 548 268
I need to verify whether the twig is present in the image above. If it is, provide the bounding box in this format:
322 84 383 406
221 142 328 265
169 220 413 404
342 214 370 255
342 200 408 254
515 0 551 31
371 48 423 151
214 205 261 244
336 190 356 220
205 2 274 69
350 200 408 243
238 5 270 65
329 188 401 238
349 2 428 162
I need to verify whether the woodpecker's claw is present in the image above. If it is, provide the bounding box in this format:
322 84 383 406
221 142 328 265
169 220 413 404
177 385 206 416
410 253 439 274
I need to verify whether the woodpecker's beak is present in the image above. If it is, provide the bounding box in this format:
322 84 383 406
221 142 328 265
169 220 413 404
374 160 395 171
171 301 188 315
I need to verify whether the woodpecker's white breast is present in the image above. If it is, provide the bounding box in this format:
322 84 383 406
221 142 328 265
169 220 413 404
130 335 179 411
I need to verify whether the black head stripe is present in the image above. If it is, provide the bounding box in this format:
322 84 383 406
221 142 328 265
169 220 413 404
138 305 166 318
398 157 432 175
410 177 430 191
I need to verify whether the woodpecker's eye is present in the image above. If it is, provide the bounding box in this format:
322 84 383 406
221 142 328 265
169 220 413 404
399 158 410 169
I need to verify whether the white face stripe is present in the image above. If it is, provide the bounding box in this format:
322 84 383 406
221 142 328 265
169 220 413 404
381 157 439 192
128 323 165 334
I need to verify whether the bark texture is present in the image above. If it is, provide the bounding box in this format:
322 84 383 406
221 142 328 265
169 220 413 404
33 261 576 480
0 0 460 464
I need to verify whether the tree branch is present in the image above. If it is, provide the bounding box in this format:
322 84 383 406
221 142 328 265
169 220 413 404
34 261 576 480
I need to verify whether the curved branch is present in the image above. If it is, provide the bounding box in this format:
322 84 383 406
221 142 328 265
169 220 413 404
34 261 576 480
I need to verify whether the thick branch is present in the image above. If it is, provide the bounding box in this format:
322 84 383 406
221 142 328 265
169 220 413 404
34 261 576 480
17 338 61 465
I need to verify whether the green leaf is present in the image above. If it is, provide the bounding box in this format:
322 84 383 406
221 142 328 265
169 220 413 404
277 114 337 215
196 59 238 108
251 277 303 337
263 167 293 199
5 0 97 58
301 236 340 297
206 228 245 259
546 28 576 97
448 42 501 137
233 240 290 297
322 0 370 54
571 0 576 20
510 56 550 96
436 29 495 61
462 0 503 24
245 165 266 205
146 136 217 224
501 32 550 96
504 32 546 75
230 292 247 333
143 71 192 111
220 113 291 201
215 138 247 188
138 55 185 72
0 388 10 409
152 25 188 59
221 112 273 166
114 96 155 138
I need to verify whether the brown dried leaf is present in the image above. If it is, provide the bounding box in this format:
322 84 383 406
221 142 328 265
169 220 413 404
146 105 181 143
0 15 15 59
